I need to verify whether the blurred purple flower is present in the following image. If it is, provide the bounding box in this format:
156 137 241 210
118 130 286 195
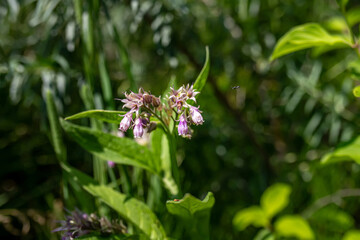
133 118 144 138
189 106 204 125
178 114 188 136
107 161 115 168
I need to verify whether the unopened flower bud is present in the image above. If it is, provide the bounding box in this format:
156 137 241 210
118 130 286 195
189 106 204 125
152 96 161 107
133 118 144 138
143 93 153 105
119 113 132 132
107 161 115 168
178 114 188 136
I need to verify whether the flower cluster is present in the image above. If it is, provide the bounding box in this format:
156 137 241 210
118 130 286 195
117 84 203 139
168 84 204 138
118 88 160 138
53 209 126 240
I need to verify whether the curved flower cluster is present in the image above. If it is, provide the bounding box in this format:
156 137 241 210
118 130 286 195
118 88 160 138
53 209 126 240
168 84 204 138
117 84 203 139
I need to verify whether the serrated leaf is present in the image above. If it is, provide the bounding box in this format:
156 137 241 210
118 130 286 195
166 192 215 239
193 46 210 92
321 136 360 165
233 206 269 231
260 183 291 219
343 230 360 240
275 215 315 240
60 119 160 173
65 110 126 124
270 23 352 61
61 163 166 240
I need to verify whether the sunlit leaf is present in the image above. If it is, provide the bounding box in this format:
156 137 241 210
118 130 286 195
260 183 291 219
321 136 360 165
353 86 360 97
65 110 126 124
193 46 210 92
270 23 352 61
61 163 166 240
60 119 160 173
275 215 315 240
233 206 269 231
347 7 360 27
166 192 215 239
343 230 360 240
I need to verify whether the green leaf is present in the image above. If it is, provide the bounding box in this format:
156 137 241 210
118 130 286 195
193 46 210 92
353 86 360 97
321 136 360 165
311 206 354 233
166 192 215 239
61 163 166 240
60 119 160 173
347 7 360 27
150 129 179 195
65 110 126 124
233 206 269 231
343 230 360 240
254 229 275 240
275 215 315 240
270 23 352 61
260 183 291 219
46 90 67 162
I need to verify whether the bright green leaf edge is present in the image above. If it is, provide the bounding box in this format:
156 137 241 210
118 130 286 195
61 163 167 240
166 192 215 218
260 183 291 219
321 136 360 165
60 119 160 174
65 110 127 124
193 46 210 93
270 23 352 61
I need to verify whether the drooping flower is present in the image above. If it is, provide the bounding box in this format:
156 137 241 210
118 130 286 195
178 114 188 136
53 209 126 240
118 112 133 132
133 118 144 138
189 106 204 125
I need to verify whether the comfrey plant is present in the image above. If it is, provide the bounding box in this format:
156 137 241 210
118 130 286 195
48 47 212 240
118 84 204 139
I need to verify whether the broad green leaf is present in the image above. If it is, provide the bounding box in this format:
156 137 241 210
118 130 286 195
254 229 275 240
61 163 166 240
60 119 160 173
193 46 210 92
166 192 215 239
46 90 66 162
275 215 315 240
270 23 352 61
321 136 360 165
150 129 179 195
233 206 269 231
353 86 360 97
343 230 360 240
260 183 291 219
65 110 126 124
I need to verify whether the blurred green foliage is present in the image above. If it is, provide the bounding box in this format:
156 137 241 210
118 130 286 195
1 0 360 239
